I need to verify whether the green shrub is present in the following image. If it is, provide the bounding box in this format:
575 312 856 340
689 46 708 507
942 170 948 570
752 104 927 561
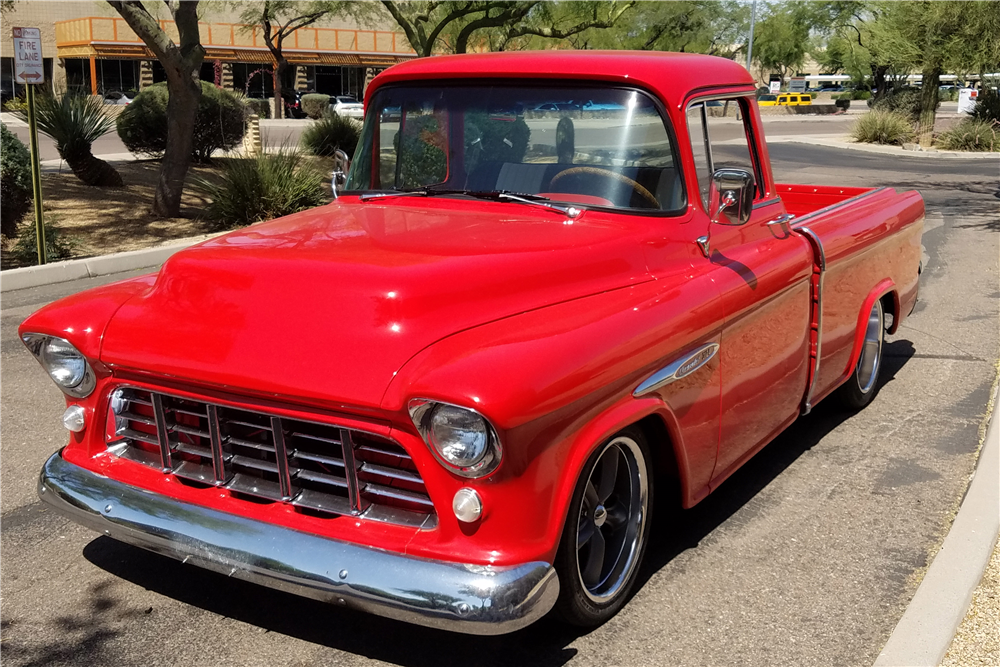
10 217 76 265
870 88 936 122
851 110 914 145
198 149 327 230
245 98 271 119
835 98 851 110
1 123 33 239
117 82 247 163
851 89 872 100
2 95 28 113
300 93 330 120
301 113 362 158
17 92 122 187
936 118 999 152
938 88 959 103
972 89 1000 123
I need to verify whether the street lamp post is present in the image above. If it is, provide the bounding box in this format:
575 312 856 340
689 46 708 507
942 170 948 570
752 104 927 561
746 0 758 73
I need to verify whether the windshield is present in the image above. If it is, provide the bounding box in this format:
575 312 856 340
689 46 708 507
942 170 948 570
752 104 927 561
346 84 684 212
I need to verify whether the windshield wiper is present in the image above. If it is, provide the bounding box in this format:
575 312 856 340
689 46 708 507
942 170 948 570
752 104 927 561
361 188 581 218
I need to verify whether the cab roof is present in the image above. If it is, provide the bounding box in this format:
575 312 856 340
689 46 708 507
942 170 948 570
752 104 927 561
368 51 756 111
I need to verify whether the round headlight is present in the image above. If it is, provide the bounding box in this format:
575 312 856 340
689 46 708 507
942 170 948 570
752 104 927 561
428 405 489 468
21 333 96 399
41 337 87 388
408 399 502 478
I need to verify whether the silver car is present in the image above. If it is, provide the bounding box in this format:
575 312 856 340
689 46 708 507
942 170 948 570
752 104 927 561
329 95 363 119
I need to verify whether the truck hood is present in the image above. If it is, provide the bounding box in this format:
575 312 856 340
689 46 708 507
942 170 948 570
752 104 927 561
101 198 652 410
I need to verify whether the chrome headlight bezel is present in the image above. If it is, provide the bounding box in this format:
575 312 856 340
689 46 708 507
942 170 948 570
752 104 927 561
408 399 502 478
21 333 97 399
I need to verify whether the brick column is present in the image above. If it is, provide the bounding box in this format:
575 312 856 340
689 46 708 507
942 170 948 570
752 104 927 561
295 64 308 91
221 62 233 89
139 60 154 89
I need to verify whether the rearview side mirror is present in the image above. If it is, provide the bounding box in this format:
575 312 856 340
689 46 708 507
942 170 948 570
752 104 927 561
708 168 754 225
331 149 351 199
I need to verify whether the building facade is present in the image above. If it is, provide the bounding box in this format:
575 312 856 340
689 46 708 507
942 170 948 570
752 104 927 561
1 2 414 102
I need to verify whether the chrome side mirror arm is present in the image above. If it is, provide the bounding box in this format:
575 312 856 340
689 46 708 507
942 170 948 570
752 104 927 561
331 149 351 200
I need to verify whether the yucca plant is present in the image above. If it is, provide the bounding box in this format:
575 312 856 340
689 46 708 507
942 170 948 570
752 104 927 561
198 149 327 230
851 110 914 145
19 93 122 186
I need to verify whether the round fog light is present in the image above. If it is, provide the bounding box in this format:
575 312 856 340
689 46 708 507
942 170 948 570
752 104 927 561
62 405 87 433
453 488 483 523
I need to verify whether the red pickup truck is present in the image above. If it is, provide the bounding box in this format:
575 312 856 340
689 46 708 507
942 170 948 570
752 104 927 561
23 51 923 635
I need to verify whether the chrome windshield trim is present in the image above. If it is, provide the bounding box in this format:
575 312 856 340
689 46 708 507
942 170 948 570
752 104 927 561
38 452 558 636
633 342 719 397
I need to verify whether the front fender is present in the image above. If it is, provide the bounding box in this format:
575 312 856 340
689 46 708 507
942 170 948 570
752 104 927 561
381 279 721 567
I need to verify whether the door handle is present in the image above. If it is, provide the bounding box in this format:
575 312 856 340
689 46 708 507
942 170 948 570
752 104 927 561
766 214 795 236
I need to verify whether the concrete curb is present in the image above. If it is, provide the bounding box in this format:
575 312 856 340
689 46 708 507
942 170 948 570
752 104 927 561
873 383 1000 667
768 134 1000 159
0 236 211 293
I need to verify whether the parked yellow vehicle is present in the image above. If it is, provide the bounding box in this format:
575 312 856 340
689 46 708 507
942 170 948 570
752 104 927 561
758 93 813 106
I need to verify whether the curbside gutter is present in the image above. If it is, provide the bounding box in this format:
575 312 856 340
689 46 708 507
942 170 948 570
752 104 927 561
0 236 212 293
873 383 1000 667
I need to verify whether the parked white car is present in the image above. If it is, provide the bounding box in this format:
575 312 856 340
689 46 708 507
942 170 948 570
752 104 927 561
329 95 363 119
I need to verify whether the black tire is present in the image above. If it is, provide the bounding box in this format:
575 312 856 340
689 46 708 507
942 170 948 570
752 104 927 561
837 298 885 410
553 427 653 627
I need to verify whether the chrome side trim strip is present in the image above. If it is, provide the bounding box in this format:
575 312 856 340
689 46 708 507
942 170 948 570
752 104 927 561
633 343 720 397
789 187 889 228
752 197 782 210
38 452 559 636
795 226 827 414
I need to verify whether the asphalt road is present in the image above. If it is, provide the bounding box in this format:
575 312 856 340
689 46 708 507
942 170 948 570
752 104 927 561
1 144 998 667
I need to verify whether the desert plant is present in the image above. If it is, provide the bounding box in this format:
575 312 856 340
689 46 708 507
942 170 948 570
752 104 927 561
300 112 362 158
936 118 999 152
971 89 1000 123
835 98 851 111
198 149 327 230
870 88 936 123
10 216 76 265
245 98 271 119
851 110 914 145
18 93 122 186
2 95 28 113
300 93 331 120
117 82 247 163
1 123 33 238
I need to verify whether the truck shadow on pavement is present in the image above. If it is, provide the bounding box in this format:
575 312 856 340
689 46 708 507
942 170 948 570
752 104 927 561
80 340 914 667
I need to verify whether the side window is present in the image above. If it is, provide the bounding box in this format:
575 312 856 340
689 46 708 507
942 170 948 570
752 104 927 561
686 97 764 209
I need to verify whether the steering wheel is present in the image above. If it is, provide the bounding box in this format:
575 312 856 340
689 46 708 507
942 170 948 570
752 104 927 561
548 166 660 209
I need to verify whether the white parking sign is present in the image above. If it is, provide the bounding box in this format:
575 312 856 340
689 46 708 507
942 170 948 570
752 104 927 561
12 27 44 84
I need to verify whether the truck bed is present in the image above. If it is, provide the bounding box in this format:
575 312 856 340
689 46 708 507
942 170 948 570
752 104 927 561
775 183 876 218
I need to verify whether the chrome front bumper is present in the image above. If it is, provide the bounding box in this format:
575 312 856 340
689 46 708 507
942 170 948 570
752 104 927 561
38 452 559 635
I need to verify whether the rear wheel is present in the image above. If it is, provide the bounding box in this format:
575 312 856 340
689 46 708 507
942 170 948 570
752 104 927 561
837 299 885 409
553 427 652 627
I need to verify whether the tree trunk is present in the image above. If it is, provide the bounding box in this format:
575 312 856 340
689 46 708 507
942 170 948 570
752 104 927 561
917 66 941 147
273 61 285 120
155 71 201 217
871 64 890 102
66 149 123 187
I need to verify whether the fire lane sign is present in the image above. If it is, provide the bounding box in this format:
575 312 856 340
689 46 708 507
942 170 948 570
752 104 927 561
12 27 44 84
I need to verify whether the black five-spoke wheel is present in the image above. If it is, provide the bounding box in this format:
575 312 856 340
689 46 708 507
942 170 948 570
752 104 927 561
554 428 652 626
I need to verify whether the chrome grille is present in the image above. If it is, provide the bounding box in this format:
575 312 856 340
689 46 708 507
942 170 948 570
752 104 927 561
106 387 436 528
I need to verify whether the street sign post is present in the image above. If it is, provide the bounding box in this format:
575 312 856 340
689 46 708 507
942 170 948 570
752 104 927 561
11 26 46 264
